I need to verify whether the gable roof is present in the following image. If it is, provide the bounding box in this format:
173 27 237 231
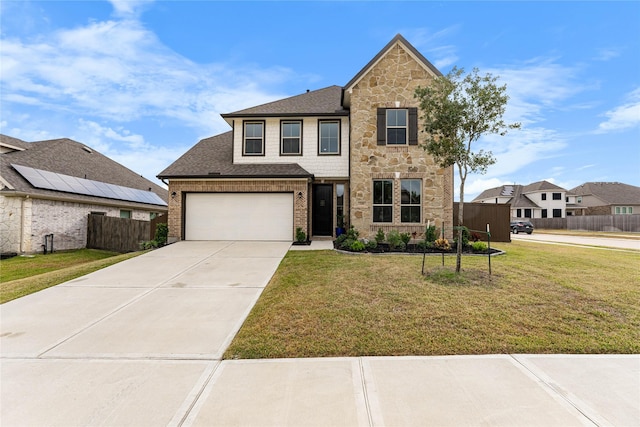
343 33 442 107
157 131 312 179
0 134 30 152
570 182 640 205
0 135 168 208
221 86 347 119
522 180 566 193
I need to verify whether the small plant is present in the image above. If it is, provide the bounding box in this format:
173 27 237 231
375 228 386 244
400 232 411 246
425 225 439 243
335 233 348 246
387 230 405 251
339 238 355 250
154 223 168 246
365 239 378 250
350 240 365 252
470 231 482 242
417 240 433 251
139 240 158 250
454 226 470 248
346 226 359 240
472 241 488 252
434 237 451 251
295 227 307 243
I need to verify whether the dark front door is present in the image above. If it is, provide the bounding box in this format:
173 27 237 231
312 184 333 236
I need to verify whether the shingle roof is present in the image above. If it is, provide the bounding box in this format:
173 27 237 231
221 86 347 118
157 132 312 179
570 182 640 205
522 180 565 193
0 136 168 208
0 134 30 150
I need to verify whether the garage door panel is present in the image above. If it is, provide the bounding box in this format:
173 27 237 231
185 193 293 241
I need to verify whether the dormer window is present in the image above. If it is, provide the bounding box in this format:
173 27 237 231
377 107 418 146
280 121 302 155
243 121 264 156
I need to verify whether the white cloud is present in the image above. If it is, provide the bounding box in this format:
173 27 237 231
108 0 155 18
401 26 460 71
596 88 640 133
0 15 293 137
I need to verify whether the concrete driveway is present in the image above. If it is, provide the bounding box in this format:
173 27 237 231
2 240 639 426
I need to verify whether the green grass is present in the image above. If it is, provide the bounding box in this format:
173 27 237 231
224 241 640 359
1 249 144 303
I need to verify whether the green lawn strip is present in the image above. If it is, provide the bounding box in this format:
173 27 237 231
535 229 640 240
1 251 144 304
224 241 640 359
1 249 124 282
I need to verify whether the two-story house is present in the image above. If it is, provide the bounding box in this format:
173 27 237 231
568 182 640 216
158 34 454 242
473 180 568 219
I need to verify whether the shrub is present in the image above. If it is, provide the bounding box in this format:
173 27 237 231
295 227 307 243
350 240 366 252
400 232 411 246
375 228 386 244
386 230 404 250
365 239 378 250
346 226 359 240
335 233 348 246
155 223 168 246
434 237 451 251
472 241 488 252
425 225 439 243
139 240 158 250
340 238 355 250
470 231 482 242
454 226 470 248
417 240 433 251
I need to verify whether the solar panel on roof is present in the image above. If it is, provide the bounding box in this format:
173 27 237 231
11 164 167 206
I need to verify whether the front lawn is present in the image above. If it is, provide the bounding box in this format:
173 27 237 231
224 241 640 358
1 249 143 303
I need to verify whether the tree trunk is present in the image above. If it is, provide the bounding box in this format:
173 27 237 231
456 179 465 273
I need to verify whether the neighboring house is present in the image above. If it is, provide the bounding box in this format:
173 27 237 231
0 135 168 254
568 182 640 216
473 180 568 219
158 34 454 242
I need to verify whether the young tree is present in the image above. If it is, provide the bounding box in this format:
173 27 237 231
415 67 519 273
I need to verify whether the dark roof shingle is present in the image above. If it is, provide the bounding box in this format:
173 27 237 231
157 132 312 179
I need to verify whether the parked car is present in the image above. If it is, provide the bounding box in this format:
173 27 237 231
510 221 534 234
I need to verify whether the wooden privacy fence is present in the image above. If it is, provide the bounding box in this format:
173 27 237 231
531 215 639 232
87 214 150 253
453 202 511 242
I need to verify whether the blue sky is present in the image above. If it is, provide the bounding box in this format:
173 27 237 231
1 0 639 200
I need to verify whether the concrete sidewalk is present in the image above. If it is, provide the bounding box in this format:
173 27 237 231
2 241 639 426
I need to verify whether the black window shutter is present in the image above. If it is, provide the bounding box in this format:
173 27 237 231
377 108 386 145
409 107 418 145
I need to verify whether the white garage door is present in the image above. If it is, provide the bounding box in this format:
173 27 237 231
185 193 293 241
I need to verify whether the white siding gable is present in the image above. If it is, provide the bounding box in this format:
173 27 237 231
232 117 349 178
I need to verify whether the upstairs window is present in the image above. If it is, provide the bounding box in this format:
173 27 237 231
319 121 340 154
552 192 562 200
541 193 547 201
373 180 393 223
281 121 302 155
386 109 407 145
377 107 418 146
243 121 264 155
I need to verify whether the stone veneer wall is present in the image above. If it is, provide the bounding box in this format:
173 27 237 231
167 179 309 241
349 42 453 239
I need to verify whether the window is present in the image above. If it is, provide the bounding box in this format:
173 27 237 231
319 121 340 154
373 180 393 222
377 108 418 146
243 121 264 155
577 196 582 203
386 109 407 145
553 209 562 218
281 121 301 155
552 192 562 200
401 180 421 222
336 184 345 228
615 206 633 214
516 209 522 217
524 209 532 218
541 193 547 201
120 210 131 219
542 209 548 218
